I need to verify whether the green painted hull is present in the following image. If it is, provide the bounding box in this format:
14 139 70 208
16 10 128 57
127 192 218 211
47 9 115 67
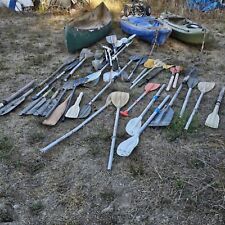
65 22 112 53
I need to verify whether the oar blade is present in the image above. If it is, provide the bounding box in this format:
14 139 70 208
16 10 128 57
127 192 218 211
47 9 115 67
117 135 139 157
205 113 219 129
187 76 199 88
198 82 215 93
79 48 93 60
78 104 92 119
103 70 119 82
125 117 142 136
85 71 101 83
145 83 160 93
111 92 130 108
149 107 174 127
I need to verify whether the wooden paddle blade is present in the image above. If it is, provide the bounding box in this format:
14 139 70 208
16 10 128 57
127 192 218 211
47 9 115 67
43 96 70 126
145 83 160 93
198 82 215 93
111 92 129 108
205 113 219 129
117 135 139 157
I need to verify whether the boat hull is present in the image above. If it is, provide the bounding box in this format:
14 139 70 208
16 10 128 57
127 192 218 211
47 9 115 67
120 16 172 45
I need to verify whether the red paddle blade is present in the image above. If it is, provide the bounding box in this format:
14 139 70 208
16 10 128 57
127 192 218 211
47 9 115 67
170 67 176 74
175 66 183 73
120 110 129 117
144 83 160 93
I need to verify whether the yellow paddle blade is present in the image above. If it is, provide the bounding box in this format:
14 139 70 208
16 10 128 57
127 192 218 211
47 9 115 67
163 64 174 69
144 59 155 68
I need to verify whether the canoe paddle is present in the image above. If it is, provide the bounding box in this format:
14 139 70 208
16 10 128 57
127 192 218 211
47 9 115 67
149 75 190 127
64 48 94 81
130 59 164 89
40 94 113 153
107 92 130 170
125 84 166 136
42 94 71 126
179 75 199 118
205 87 225 129
120 83 161 117
184 82 215 130
65 92 83 119
128 55 148 80
0 87 35 116
117 95 170 157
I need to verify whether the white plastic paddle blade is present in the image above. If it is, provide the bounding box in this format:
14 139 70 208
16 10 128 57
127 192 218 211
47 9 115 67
86 71 101 83
126 117 142 136
111 92 130 108
117 135 139 157
103 71 119 82
205 113 219 129
198 82 215 93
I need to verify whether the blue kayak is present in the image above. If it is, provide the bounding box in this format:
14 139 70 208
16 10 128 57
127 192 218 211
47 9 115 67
120 16 172 45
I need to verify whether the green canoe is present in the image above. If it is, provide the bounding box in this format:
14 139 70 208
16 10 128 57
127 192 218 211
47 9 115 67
65 3 112 53
160 12 212 45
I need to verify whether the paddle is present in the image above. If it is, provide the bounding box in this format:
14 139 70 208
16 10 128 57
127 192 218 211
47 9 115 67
130 59 164 89
65 92 84 119
64 48 93 81
78 81 112 119
172 66 183 88
117 95 170 157
166 67 176 91
0 88 35 116
42 94 71 126
179 75 199 118
149 75 190 127
184 82 215 130
120 82 161 117
128 55 148 80
40 94 113 153
125 84 166 136
107 92 130 170
205 87 225 129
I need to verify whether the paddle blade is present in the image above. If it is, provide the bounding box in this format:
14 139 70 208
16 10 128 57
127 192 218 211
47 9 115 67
86 71 101 83
125 117 142 136
145 83 160 93
78 104 92 119
198 82 215 93
187 76 199 88
205 113 219 129
144 59 154 68
149 107 174 127
80 48 93 60
111 92 129 108
92 59 103 71
103 70 119 82
117 135 139 157
106 35 117 45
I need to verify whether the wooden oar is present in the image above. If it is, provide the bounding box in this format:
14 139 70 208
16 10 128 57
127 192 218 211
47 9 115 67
179 75 199 118
65 92 83 119
42 95 71 126
117 95 170 157
125 84 166 136
40 94 113 153
184 82 215 130
107 92 129 170
120 83 160 117
205 87 225 129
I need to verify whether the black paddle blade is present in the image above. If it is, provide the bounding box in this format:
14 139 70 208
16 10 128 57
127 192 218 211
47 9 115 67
149 106 174 127
78 104 92 119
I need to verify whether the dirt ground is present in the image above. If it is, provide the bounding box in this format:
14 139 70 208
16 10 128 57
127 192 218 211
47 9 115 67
0 6 225 225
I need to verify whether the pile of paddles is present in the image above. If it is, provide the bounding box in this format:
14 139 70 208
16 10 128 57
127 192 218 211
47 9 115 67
0 34 224 170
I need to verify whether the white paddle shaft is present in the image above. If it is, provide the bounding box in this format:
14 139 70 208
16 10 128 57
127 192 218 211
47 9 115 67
166 75 175 91
184 93 204 130
128 58 141 79
41 103 109 153
126 92 146 112
173 72 179 88
180 88 192 118
107 108 120 170
131 68 148 84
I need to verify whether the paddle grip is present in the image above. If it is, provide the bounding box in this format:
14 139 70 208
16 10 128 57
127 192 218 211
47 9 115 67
173 73 179 88
40 104 108 153
184 93 204 130
180 88 192 118
166 75 174 91
107 108 120 170
4 80 35 104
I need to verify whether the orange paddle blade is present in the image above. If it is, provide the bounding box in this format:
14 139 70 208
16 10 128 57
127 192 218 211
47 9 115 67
144 83 160 93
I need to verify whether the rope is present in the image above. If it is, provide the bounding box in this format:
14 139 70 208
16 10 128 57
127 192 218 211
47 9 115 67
149 29 159 56
200 29 206 53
